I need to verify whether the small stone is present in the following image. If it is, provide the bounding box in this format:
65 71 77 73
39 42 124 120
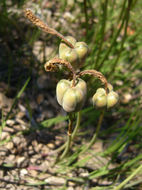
40 160 50 172
68 181 75 187
13 125 22 131
6 119 15 126
80 172 89 177
4 175 10 180
16 118 26 125
5 142 14 150
4 126 14 133
0 170 4 177
67 187 74 190
16 156 25 167
47 143 55 149
16 111 25 119
28 170 38 177
44 176 65 185
20 169 28 176
1 131 9 140
13 136 21 145
41 146 50 155
0 92 12 109
30 158 37 164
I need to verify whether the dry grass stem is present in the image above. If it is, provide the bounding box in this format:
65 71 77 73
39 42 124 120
24 9 74 49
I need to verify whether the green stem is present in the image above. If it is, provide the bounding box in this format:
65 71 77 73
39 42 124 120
98 1 128 70
117 1 127 26
59 113 73 159
83 0 88 35
95 0 108 68
60 132 72 160
81 110 105 154
108 0 132 78
114 164 142 190
72 112 81 140
55 112 81 154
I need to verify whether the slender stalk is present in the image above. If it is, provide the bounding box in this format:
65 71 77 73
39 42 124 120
59 113 74 159
54 112 81 154
72 112 81 140
117 1 127 26
60 132 72 160
83 0 88 35
81 110 105 154
98 1 129 70
114 164 142 190
95 0 108 68
108 0 132 77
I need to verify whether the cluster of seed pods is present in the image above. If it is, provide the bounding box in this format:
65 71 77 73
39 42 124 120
92 86 119 109
56 36 119 112
59 36 89 69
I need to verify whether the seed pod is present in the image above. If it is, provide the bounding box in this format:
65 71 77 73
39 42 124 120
75 42 89 62
92 88 107 108
56 78 87 112
96 88 106 94
59 36 89 69
92 93 107 108
56 79 70 105
107 91 119 108
62 88 85 112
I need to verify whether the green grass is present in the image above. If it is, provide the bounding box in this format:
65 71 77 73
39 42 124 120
0 0 142 189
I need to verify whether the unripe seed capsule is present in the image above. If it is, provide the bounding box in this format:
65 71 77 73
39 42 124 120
62 88 84 112
56 80 70 105
59 36 89 69
92 93 107 108
96 88 106 94
56 78 87 112
107 91 119 108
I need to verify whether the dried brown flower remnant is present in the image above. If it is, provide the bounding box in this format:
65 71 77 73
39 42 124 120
24 9 74 49
44 58 76 87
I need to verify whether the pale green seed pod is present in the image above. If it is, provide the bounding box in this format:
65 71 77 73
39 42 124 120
64 49 79 64
62 88 84 112
75 42 89 61
56 78 87 112
59 36 89 69
96 88 106 94
56 79 70 105
74 78 87 97
107 91 119 108
92 92 107 108
59 36 76 59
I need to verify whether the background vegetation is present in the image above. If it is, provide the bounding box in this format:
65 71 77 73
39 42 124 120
0 0 142 189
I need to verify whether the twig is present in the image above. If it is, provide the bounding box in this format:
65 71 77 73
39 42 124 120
24 9 74 49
